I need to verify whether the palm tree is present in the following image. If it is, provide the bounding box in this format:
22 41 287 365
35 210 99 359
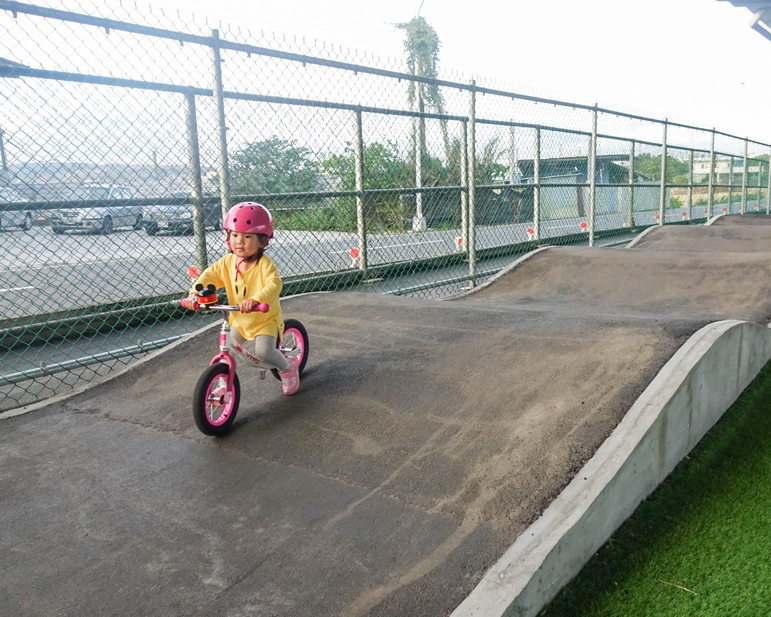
395 16 451 161
396 15 450 229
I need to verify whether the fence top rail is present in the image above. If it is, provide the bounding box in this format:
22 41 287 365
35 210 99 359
3 0 770 149
475 117 590 137
224 91 468 122
0 65 203 94
14 64 771 164
5 67 771 163
1 66 469 122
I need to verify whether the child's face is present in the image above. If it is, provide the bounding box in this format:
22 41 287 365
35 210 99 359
230 232 266 258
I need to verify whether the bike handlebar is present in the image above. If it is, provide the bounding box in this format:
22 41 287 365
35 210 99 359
181 297 269 313
203 303 270 313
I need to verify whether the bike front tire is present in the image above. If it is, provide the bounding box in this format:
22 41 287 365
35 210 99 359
193 363 241 436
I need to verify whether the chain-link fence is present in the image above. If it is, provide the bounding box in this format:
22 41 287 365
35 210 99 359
2 0 771 410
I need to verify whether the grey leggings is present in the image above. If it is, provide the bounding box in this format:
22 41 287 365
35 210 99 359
229 329 290 372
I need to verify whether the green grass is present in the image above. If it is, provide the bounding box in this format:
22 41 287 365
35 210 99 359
540 360 771 617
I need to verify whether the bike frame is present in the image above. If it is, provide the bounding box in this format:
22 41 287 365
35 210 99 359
204 305 274 396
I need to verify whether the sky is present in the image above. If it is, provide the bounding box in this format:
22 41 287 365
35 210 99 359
143 0 771 145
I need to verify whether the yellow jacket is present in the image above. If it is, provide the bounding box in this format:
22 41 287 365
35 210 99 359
191 253 284 340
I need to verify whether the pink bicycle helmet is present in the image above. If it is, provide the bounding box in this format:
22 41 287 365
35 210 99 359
223 202 273 238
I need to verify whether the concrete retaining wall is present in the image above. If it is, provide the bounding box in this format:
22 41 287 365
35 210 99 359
452 319 771 617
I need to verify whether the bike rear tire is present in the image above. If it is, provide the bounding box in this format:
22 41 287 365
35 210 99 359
193 363 240 436
272 318 309 380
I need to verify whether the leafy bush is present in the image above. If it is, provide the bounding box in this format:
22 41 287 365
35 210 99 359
273 200 358 233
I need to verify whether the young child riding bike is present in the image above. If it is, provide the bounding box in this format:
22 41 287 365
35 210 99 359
182 202 300 395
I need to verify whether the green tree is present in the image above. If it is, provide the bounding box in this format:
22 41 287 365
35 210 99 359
413 133 510 227
634 153 689 183
323 140 411 190
322 141 411 231
441 133 508 185
224 136 321 196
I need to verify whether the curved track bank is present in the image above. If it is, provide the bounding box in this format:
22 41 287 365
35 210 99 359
455 214 771 616
2 216 771 617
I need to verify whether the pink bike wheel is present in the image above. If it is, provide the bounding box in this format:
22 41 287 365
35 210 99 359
192 363 240 436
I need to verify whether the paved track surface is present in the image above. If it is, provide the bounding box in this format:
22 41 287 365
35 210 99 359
632 216 771 252
3 218 771 617
712 213 771 226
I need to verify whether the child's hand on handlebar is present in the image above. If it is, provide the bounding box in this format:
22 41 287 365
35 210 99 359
239 299 269 313
181 295 199 311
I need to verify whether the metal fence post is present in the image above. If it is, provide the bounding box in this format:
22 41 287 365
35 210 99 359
687 149 693 221
508 125 516 184
767 148 771 214
658 119 667 226
413 91 426 231
210 29 231 222
741 138 748 215
353 108 367 272
185 91 207 273
468 80 477 289
756 155 763 213
460 119 469 256
728 155 734 216
628 140 635 228
588 105 597 244
509 125 530 239
708 129 715 219
534 127 541 242
0 127 9 185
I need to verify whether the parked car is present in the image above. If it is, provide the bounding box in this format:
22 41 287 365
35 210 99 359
142 193 221 235
50 184 141 234
0 186 33 231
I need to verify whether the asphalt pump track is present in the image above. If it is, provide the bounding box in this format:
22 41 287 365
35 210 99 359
3 214 771 617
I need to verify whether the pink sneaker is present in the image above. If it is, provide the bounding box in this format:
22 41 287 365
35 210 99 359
278 354 300 396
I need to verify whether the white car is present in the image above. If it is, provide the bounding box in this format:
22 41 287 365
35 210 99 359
0 186 33 231
50 184 142 234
